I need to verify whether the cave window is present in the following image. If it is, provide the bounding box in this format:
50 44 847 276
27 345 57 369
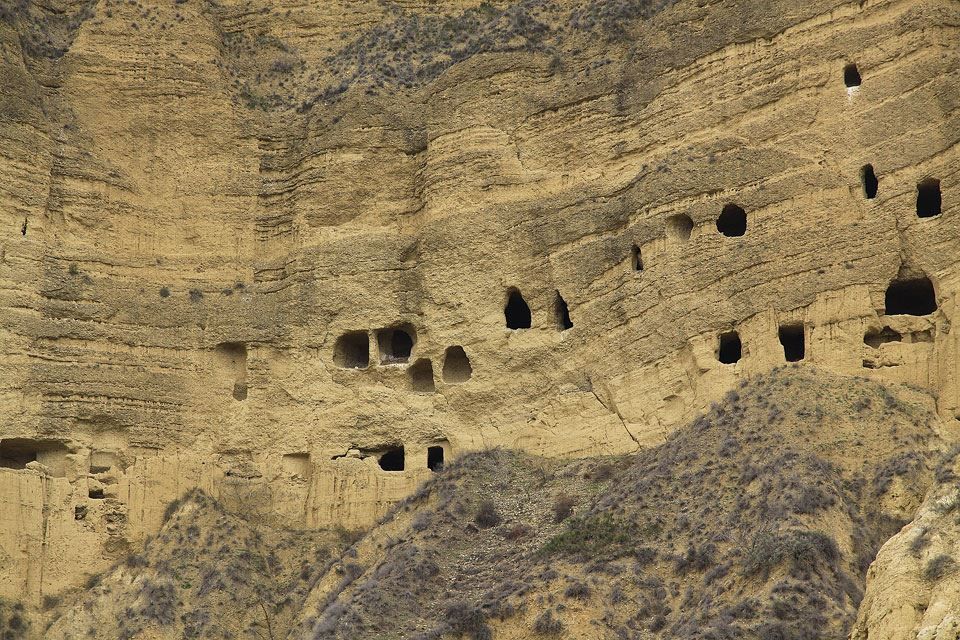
377 326 416 364
666 213 694 242
885 276 937 316
861 164 878 199
0 438 67 475
88 488 105 499
333 332 369 369
554 291 573 331
427 446 444 472
716 204 747 237
717 331 742 364
505 289 532 329
844 63 861 88
631 245 643 271
378 447 404 472
408 358 436 393
442 346 472 384
916 179 941 218
779 324 805 362
864 327 901 349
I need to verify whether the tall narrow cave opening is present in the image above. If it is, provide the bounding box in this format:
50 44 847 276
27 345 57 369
779 324 805 362
916 179 942 218
442 346 472 384
554 291 573 331
716 204 747 237
666 213 694 243
631 245 643 271
427 446 444 472
861 164 878 199
408 358 436 393
378 447 404 472
504 288 532 329
885 276 937 316
333 331 370 369
377 326 416 364
717 331 742 364
844 63 861 88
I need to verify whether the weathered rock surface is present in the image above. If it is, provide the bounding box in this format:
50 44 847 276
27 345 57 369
0 0 957 625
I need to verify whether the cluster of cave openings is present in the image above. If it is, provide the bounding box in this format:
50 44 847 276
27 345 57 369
377 325 416 364
779 324 805 362
844 63 861 88
554 291 573 331
408 358 436 392
334 331 370 369
427 445 445 472
885 275 937 316
215 342 248 401
917 179 942 218
861 165 878 200
378 447 405 471
631 245 643 272
666 213 694 243
0 439 68 476
442 346 472 383
717 331 742 364
716 204 747 237
505 288 532 329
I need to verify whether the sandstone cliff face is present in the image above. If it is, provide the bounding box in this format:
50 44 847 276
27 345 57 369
0 0 958 613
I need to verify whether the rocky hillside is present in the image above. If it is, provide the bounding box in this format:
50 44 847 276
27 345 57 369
33 367 959 639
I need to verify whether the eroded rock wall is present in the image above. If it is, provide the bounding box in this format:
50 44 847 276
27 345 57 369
0 0 957 606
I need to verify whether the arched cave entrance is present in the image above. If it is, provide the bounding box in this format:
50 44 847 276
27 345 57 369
779 324 805 362
334 332 370 369
505 289 532 329
554 291 573 331
717 331 742 364
716 204 747 237
408 358 436 393
442 346 472 384
377 326 416 364
861 164 878 199
885 275 937 316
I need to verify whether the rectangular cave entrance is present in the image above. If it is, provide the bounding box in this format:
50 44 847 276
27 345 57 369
717 331 742 364
427 446 444 472
0 438 68 476
779 324 805 362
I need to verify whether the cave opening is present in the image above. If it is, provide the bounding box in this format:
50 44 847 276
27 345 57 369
442 346 472 384
379 447 404 472
864 327 901 348
631 245 643 271
779 324 805 362
667 213 694 242
554 291 573 331
717 331 742 364
377 326 416 364
716 204 747 237
861 164 878 199
409 358 436 393
844 63 861 88
504 289 532 329
334 332 369 369
916 179 942 218
885 276 937 316
427 446 444 472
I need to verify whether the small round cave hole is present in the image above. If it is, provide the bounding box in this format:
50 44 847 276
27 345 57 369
442 346 472 384
844 63 861 88
885 276 937 316
333 331 370 369
916 179 942 218
717 331 742 364
716 204 746 237
504 288 532 329
378 447 404 472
